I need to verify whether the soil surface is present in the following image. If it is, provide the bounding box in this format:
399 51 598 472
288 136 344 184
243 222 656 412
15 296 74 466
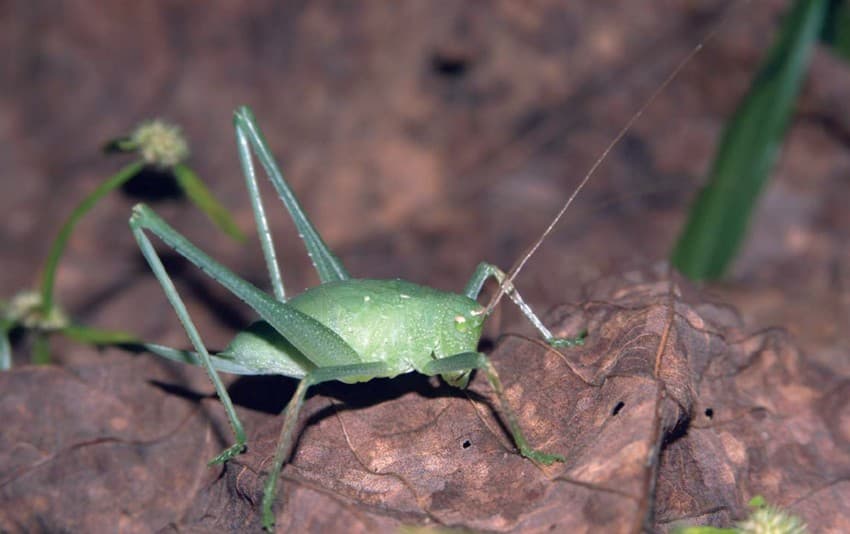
1 1 848 532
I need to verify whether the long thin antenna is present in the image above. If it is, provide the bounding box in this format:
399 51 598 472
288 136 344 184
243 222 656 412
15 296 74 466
485 3 745 316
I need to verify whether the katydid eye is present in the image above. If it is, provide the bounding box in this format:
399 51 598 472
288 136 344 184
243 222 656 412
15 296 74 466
454 315 468 332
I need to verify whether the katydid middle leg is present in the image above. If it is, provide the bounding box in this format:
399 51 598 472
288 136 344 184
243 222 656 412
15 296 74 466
231 105 350 302
423 351 565 465
260 361 392 531
234 109 287 302
464 262 584 347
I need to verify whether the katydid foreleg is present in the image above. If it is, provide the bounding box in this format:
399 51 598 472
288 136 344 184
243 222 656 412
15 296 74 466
422 351 565 465
465 262 584 347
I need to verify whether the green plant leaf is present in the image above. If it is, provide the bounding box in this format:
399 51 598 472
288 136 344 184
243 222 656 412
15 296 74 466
671 0 829 280
103 137 138 154
32 332 51 365
1 324 11 371
821 0 850 60
173 163 246 242
61 324 140 345
747 495 767 509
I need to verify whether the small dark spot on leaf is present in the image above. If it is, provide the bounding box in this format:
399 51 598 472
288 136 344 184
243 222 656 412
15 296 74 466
751 406 769 421
462 440 471 449
661 415 691 447
704 408 714 419
611 401 625 416
431 49 470 78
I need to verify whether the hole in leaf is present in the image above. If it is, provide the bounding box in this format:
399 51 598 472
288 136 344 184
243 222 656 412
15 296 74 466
462 440 471 449
662 415 691 447
611 401 625 416
431 51 470 79
705 408 714 419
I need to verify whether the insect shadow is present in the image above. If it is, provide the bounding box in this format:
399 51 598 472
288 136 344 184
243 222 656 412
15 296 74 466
149 370 503 467
151 369 491 422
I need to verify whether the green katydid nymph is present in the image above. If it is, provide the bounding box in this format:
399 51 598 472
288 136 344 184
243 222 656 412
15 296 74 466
130 106 587 531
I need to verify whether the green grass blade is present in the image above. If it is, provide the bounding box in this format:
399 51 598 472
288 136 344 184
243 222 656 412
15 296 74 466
1 324 11 370
821 0 850 60
61 324 140 345
39 161 145 312
32 332 51 365
172 163 246 242
671 0 828 280
103 137 138 153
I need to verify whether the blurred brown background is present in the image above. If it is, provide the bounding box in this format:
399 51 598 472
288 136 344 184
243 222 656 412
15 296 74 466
1 0 848 364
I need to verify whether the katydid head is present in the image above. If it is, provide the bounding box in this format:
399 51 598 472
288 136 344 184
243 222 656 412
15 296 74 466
435 298 487 388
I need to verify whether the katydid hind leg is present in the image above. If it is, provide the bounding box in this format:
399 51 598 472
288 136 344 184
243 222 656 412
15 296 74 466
129 204 362 369
423 352 565 466
261 361 391 531
464 262 584 348
130 220 247 464
234 115 286 302
143 342 276 376
233 106 350 285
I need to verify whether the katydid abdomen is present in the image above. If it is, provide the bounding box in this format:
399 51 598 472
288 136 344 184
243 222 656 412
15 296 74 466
224 279 485 384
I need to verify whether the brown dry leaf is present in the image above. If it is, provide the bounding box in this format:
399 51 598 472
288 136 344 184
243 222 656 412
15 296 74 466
2 269 847 533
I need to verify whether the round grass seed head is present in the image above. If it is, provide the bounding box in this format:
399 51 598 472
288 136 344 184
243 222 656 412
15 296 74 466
131 119 189 169
3 290 69 331
737 505 807 534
